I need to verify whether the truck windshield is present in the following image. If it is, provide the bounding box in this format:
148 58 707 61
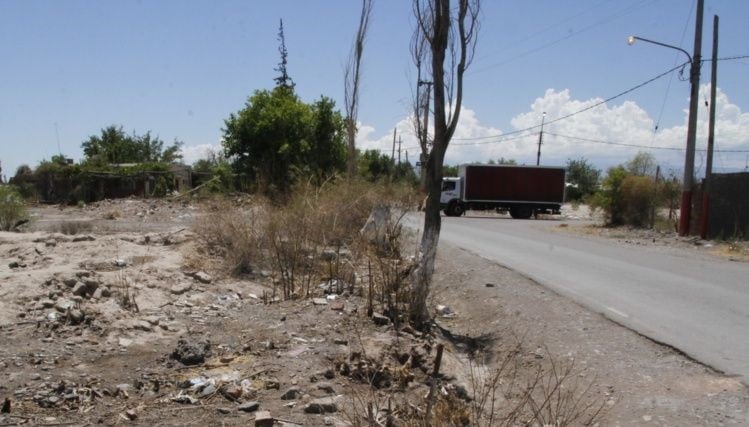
442 181 456 191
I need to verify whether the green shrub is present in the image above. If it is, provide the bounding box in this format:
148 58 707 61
0 185 28 231
620 175 657 227
591 165 659 227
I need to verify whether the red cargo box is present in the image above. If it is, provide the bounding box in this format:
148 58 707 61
461 165 565 203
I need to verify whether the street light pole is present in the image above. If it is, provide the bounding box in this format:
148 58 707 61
536 112 546 166
627 0 704 236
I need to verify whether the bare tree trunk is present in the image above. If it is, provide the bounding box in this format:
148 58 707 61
410 0 479 328
344 0 374 179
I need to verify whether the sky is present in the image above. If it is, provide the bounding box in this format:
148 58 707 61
1 0 749 180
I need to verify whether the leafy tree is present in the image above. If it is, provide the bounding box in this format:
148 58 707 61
591 165 629 225
488 157 517 165
592 152 668 227
223 87 347 195
442 164 459 177
626 151 658 177
223 87 309 194
358 149 394 182
81 125 183 164
308 96 346 182
566 157 601 201
50 154 69 165
393 162 419 185
9 165 36 199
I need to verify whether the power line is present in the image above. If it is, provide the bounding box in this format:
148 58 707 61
652 0 696 135
453 60 689 141
546 131 749 153
452 132 536 146
471 0 657 74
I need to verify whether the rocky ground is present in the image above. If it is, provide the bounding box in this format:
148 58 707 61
0 199 747 426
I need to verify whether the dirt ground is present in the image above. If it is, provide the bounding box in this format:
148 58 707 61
1 199 747 426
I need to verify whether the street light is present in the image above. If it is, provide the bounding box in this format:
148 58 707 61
627 36 693 63
627 26 703 236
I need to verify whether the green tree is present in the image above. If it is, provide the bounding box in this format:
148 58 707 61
626 151 658 177
358 149 394 182
442 164 459 177
223 87 310 194
591 165 629 225
308 96 346 182
488 157 516 165
0 185 27 231
566 157 601 201
81 125 183 164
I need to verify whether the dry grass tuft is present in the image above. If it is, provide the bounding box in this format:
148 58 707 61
56 220 94 235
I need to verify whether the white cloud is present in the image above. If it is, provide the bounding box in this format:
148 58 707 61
180 143 221 165
358 85 749 174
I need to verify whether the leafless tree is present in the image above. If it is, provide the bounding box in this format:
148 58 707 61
410 0 479 327
344 0 374 178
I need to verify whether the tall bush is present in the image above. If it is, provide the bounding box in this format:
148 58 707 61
0 185 28 231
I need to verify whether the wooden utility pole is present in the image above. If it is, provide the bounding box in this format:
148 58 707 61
398 136 402 165
679 0 704 236
651 165 661 229
536 112 546 166
700 15 719 239
391 128 397 163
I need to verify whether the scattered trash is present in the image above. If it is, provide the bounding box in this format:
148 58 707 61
171 393 198 405
436 305 457 318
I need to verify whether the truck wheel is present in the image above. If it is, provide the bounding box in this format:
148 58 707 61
452 202 465 216
445 200 458 216
510 206 533 219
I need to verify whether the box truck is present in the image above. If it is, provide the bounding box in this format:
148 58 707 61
440 164 566 218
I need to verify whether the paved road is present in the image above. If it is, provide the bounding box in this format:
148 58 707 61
415 214 749 383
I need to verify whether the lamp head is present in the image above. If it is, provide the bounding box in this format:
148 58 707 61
627 35 637 46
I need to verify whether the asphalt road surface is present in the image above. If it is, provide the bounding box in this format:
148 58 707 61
413 213 749 383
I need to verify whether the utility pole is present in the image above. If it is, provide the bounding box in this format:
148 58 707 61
398 136 402 165
391 128 397 163
651 165 661 229
700 15 719 239
679 0 704 236
536 112 546 166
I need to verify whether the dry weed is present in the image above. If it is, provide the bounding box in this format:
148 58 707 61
192 196 266 276
56 220 94 235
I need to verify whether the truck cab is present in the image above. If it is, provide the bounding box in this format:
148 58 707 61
440 177 464 216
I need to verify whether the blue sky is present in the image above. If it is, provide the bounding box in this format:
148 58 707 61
2 0 749 179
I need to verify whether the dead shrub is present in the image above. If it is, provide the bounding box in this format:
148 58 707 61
102 210 121 220
192 197 266 276
461 344 606 426
266 179 417 300
112 270 139 312
56 220 94 235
